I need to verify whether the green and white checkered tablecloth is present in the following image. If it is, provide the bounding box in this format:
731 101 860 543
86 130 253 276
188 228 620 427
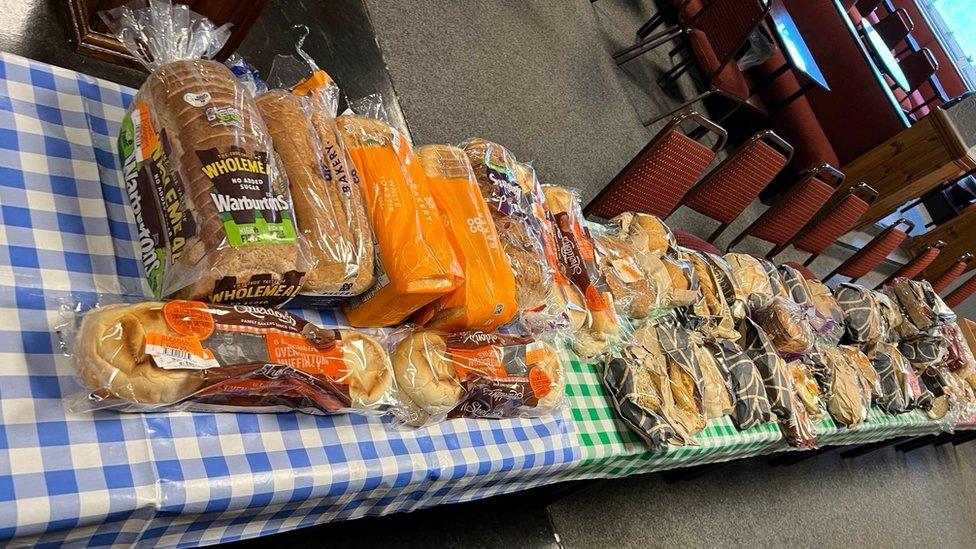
815 408 942 446
559 344 785 478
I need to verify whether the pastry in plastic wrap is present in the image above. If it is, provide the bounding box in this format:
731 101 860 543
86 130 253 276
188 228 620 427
899 333 949 370
685 251 739 341
462 140 554 315
595 233 659 319
103 4 310 305
806 279 846 345
709 340 773 430
691 337 734 419
835 283 884 344
751 296 815 356
890 278 956 331
543 184 620 358
777 264 812 306
71 301 395 414
703 254 748 322
255 90 374 300
391 330 563 424
514 162 582 333
791 361 826 421
724 253 774 299
658 256 699 308
740 318 793 419
603 355 677 451
413 145 518 331
865 342 909 414
759 259 790 300
338 115 463 326
779 362 820 449
841 345 881 404
610 212 676 257
656 316 707 436
941 322 976 375
821 346 868 427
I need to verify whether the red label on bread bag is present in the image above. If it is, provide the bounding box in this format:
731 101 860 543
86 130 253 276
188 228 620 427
163 300 215 338
265 333 347 380
528 366 552 399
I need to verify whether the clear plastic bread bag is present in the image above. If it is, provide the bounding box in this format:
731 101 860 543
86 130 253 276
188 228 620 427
253 89 375 304
653 315 708 437
709 339 773 430
864 341 909 414
101 1 312 307
337 97 463 326
683 251 739 341
388 327 565 426
591 223 666 321
750 296 815 357
835 283 885 345
890 278 957 331
512 162 584 334
61 299 402 415
541 184 622 359
821 346 868 428
412 145 518 331
724 253 774 301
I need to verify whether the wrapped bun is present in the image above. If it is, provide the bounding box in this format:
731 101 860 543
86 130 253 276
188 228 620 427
610 212 676 257
595 234 658 318
74 301 395 414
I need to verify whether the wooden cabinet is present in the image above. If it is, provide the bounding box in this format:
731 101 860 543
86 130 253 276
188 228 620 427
66 0 270 68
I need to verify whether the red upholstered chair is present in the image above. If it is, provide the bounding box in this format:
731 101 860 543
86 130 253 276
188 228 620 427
945 273 976 308
617 0 769 126
637 0 707 39
585 112 726 220
853 0 883 16
823 218 914 283
678 130 794 242
874 9 913 50
789 183 879 266
674 230 723 255
896 48 939 95
930 253 975 294
875 240 946 289
727 164 845 258
783 261 818 281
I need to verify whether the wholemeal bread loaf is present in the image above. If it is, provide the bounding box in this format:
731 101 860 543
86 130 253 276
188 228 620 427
74 301 394 413
414 145 518 331
338 116 463 326
124 59 308 305
255 90 373 297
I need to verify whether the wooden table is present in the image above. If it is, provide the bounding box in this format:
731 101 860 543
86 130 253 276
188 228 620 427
841 108 976 228
906 204 976 279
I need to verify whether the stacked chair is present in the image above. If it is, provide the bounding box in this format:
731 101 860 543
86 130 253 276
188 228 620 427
823 218 915 283
930 253 975 294
876 240 946 289
945 274 976 308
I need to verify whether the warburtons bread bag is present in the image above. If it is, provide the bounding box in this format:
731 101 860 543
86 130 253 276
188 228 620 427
255 90 374 303
413 145 518 331
338 114 463 326
103 2 309 306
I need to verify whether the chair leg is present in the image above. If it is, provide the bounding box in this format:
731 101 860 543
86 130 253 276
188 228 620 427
614 27 683 65
657 57 692 85
637 13 665 39
642 91 712 127
803 253 819 267
707 222 730 243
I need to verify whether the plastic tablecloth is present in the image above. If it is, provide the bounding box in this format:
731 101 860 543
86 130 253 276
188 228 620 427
0 52 581 546
0 51 955 546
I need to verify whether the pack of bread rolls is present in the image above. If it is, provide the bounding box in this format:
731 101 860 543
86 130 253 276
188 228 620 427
461 140 554 317
103 4 309 306
514 162 586 334
413 145 518 331
337 115 463 327
542 185 621 358
71 300 396 414
610 212 676 257
594 233 661 319
391 329 564 425
255 90 373 302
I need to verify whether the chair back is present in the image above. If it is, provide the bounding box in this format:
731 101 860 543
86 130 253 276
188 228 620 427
853 0 883 16
945 273 976 307
687 0 769 79
829 218 914 282
900 48 939 91
791 183 878 256
683 130 793 224
876 240 945 288
585 112 726 220
673 230 722 255
875 9 914 49
931 253 974 294
742 164 844 247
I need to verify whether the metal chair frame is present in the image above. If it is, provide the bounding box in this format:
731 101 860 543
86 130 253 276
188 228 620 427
823 217 914 283
789 182 880 266
874 240 946 289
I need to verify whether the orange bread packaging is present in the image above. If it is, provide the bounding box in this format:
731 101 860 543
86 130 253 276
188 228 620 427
337 115 463 326
413 145 518 331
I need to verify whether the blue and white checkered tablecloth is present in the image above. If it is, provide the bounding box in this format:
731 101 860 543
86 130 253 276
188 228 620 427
0 52 580 547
